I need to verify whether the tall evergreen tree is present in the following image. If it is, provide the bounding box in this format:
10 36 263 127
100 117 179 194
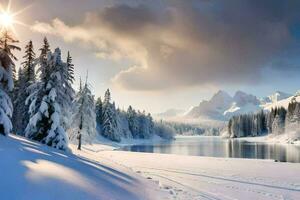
0 31 20 135
70 79 96 149
95 97 103 126
12 67 26 134
127 105 139 138
12 40 36 134
101 89 120 142
23 40 36 84
53 49 75 130
25 48 68 150
38 37 51 83
66 51 75 84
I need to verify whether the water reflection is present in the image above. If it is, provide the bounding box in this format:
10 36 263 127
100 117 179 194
121 137 300 163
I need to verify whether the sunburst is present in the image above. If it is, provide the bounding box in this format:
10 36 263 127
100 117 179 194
0 0 31 35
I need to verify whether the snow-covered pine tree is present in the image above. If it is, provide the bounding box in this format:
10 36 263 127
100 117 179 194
127 105 139 138
271 107 286 135
66 51 74 84
12 67 26 134
38 37 51 83
101 89 120 142
0 31 20 87
25 48 68 150
0 30 20 135
53 49 75 130
12 40 36 135
137 111 153 139
69 79 96 149
115 109 132 138
95 97 103 129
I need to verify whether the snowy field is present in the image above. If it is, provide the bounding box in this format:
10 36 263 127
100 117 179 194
97 151 300 200
1 134 300 200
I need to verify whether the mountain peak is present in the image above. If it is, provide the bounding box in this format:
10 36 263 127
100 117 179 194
233 91 260 106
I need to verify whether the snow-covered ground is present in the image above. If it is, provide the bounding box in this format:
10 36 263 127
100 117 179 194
98 151 300 200
1 134 300 200
0 135 168 200
224 134 300 145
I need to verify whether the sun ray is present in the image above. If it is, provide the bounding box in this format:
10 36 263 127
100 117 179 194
14 20 28 27
12 4 32 17
7 0 12 13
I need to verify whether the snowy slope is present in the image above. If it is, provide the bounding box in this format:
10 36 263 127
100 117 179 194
263 93 300 111
261 91 292 104
0 135 168 200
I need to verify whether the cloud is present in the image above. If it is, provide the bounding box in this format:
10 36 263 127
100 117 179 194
31 0 300 91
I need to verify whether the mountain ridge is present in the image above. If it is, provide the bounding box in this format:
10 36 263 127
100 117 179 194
155 90 294 123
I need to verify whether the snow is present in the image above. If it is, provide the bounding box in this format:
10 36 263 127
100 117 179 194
233 134 300 145
263 95 300 111
261 91 292 104
98 151 300 200
0 134 167 200
1 134 300 199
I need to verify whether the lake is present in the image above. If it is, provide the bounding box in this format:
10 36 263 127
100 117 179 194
121 136 300 163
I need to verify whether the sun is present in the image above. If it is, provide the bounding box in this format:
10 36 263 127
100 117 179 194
0 0 31 34
0 12 14 28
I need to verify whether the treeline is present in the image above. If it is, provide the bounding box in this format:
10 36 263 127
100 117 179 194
165 122 222 136
228 98 300 138
93 89 175 142
0 31 174 151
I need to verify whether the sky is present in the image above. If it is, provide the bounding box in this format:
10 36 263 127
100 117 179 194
3 0 300 113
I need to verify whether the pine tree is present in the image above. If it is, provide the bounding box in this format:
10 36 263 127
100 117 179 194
38 37 51 83
101 89 120 142
95 97 103 126
12 67 27 134
0 30 21 84
70 79 96 148
23 40 36 84
25 49 68 150
66 51 74 84
53 49 75 130
127 105 139 138
12 40 36 135
0 31 20 135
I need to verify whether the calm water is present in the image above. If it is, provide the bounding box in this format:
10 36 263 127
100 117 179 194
121 136 300 163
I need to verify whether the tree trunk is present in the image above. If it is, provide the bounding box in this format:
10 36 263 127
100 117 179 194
77 132 82 150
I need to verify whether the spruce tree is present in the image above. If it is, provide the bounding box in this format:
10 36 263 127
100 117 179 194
25 48 68 150
12 40 36 135
53 49 75 130
70 79 96 148
95 97 103 126
101 89 120 142
66 51 74 84
0 31 20 135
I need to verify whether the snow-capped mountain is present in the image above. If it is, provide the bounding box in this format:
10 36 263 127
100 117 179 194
261 91 292 105
186 90 262 121
223 91 261 118
157 90 296 124
186 90 233 120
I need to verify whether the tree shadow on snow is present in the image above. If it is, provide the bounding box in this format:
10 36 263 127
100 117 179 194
0 135 145 200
